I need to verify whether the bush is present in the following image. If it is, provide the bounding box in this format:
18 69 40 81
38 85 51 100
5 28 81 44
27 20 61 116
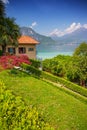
0 55 31 69
30 59 41 68
0 80 54 130
0 50 2 56
10 68 29 77
41 71 87 98
21 63 41 78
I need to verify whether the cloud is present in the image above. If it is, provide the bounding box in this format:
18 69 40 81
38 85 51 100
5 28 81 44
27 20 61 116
1 0 9 4
49 29 64 37
49 22 87 37
65 22 81 34
30 22 37 28
83 24 87 29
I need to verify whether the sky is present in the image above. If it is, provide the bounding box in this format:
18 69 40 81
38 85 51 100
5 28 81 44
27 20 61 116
2 0 87 37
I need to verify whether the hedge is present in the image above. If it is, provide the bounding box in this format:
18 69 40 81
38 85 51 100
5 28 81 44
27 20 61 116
44 79 87 104
0 80 54 130
41 71 87 98
18 63 87 99
21 63 41 78
30 59 41 69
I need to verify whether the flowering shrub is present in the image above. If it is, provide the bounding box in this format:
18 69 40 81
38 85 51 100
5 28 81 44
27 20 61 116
0 55 31 69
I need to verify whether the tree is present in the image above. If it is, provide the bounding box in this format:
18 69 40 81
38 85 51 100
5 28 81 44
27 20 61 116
73 42 87 87
0 0 5 17
0 17 20 55
0 0 20 55
73 42 87 56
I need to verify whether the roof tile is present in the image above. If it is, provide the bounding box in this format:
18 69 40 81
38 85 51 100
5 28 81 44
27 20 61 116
18 35 39 44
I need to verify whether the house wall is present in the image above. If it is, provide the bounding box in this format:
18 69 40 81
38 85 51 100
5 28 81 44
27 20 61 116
6 44 36 59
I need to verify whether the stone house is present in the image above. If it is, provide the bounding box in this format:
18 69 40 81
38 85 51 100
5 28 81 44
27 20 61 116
0 35 39 59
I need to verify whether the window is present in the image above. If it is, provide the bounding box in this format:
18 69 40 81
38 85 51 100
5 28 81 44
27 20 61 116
8 48 15 54
28 48 34 51
19 47 26 54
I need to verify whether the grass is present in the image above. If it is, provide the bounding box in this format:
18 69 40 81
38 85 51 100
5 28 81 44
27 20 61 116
0 70 87 130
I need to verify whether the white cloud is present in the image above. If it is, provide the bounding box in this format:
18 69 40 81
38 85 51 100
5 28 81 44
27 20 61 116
49 22 87 37
1 0 9 4
83 24 87 29
30 22 37 28
49 28 64 37
65 22 81 34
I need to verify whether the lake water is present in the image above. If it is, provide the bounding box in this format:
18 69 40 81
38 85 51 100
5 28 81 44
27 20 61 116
37 51 73 60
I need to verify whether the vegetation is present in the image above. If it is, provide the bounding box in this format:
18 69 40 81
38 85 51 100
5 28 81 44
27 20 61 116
0 0 20 55
21 63 41 78
42 71 87 99
0 1 87 130
0 80 54 130
73 42 87 86
30 59 41 69
0 70 87 130
0 17 20 55
0 55 31 69
73 42 87 56
43 42 87 87
0 0 5 17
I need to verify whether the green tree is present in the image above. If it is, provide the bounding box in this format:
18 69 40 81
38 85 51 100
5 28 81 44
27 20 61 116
0 0 5 17
0 0 20 55
0 17 20 55
73 42 87 87
73 42 87 56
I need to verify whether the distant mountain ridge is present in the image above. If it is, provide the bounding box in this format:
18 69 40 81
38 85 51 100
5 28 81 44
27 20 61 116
20 27 87 52
20 27 55 52
52 27 87 44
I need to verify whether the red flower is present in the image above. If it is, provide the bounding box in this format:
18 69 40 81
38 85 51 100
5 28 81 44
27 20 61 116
0 55 31 70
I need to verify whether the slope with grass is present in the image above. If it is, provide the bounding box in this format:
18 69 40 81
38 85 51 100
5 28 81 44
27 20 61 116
0 70 87 130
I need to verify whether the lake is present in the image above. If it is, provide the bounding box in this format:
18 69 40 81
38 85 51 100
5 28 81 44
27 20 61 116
37 51 73 60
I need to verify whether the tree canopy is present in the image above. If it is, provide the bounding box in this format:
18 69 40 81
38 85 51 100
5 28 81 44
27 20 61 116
73 42 87 56
0 0 5 17
0 0 20 55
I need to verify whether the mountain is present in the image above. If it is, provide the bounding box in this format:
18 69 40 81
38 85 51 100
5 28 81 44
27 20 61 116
20 27 87 53
49 27 87 52
20 27 55 52
52 27 87 44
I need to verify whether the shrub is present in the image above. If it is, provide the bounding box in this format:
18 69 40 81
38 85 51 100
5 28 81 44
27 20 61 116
0 80 54 130
41 71 87 98
30 59 41 68
0 50 2 56
21 63 41 78
10 68 29 77
0 55 31 69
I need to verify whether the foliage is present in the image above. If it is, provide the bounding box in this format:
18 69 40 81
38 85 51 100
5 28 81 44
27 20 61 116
0 50 2 56
43 52 87 87
21 63 41 78
72 42 87 86
10 68 29 77
0 0 5 17
0 1 20 55
0 80 54 130
43 55 71 77
73 42 87 56
0 17 20 55
41 71 87 98
0 55 31 69
30 59 41 69
0 71 87 130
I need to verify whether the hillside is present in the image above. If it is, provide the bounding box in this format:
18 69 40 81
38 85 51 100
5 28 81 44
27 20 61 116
20 27 56 52
0 70 87 130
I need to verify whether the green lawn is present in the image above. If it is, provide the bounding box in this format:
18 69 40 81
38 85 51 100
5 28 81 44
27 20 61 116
0 70 87 130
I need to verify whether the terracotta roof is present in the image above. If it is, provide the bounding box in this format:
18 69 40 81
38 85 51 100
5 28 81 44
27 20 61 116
18 35 39 44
